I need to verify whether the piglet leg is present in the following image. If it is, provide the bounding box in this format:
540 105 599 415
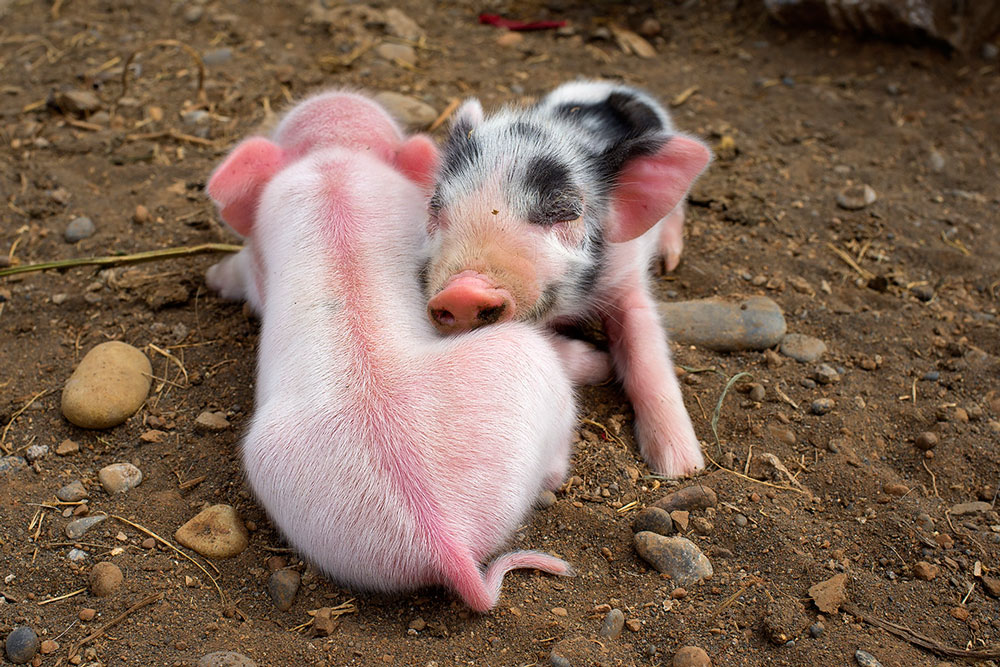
603 279 704 477
550 336 612 386
656 205 685 274
206 245 262 313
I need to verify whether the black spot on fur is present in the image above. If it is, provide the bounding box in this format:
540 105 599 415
554 91 662 143
576 233 606 294
525 156 583 225
510 121 543 140
440 118 481 178
525 284 559 322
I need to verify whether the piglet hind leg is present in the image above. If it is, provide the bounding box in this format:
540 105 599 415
550 335 612 386
604 282 704 477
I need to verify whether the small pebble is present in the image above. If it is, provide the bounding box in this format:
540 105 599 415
56 439 80 456
98 463 143 494
911 284 934 301
535 489 557 509
812 364 839 385
175 504 249 558
949 501 991 516
182 109 210 126
373 92 437 129
132 205 151 224
733 514 748 527
375 42 417 66
913 561 938 580
66 515 106 539
67 548 88 562
57 480 88 501
855 650 883 667
267 570 301 611
52 90 101 114
633 533 712 586
39 639 59 654
748 383 766 401
25 444 49 462
809 622 824 638
927 149 946 173
836 184 877 210
638 18 661 37
922 371 940 381
673 645 711 667
0 456 27 474
195 411 230 432
780 333 826 362
982 42 999 60
89 561 123 596
64 217 96 243
4 626 40 664
197 652 257 667
811 398 835 415
203 47 233 66
78 608 96 621
652 485 718 513
633 506 675 536
914 432 938 451
183 5 204 22
883 483 909 497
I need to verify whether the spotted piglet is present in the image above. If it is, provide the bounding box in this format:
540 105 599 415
205 92 578 611
423 80 712 477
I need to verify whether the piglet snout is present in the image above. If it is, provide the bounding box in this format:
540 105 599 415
428 272 515 332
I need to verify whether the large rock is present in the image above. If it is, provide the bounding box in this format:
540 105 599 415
175 504 249 559
62 342 152 429
633 532 712 586
658 296 786 352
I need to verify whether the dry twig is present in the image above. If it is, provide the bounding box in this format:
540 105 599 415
844 603 1000 659
67 593 164 659
0 243 241 278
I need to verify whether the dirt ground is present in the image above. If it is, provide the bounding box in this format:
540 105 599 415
2 0 999 666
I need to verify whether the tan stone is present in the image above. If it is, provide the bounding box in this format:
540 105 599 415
62 342 151 429
175 504 249 559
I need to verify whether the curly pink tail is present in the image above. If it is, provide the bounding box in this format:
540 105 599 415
444 549 574 612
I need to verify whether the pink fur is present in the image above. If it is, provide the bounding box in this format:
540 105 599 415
205 92 578 611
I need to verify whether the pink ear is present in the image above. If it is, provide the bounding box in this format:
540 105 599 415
395 134 440 190
207 137 285 236
606 135 711 244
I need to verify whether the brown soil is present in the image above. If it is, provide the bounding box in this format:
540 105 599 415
2 1 999 666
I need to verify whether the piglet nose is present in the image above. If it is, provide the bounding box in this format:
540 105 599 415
428 274 515 333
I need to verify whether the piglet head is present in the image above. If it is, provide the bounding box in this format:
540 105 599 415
207 137 286 237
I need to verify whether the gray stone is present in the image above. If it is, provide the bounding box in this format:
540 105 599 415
811 398 835 415
57 480 88 501
598 608 625 638
373 92 437 129
652 485 718 513
183 5 203 23
780 333 827 362
66 515 107 539
375 42 417 66
855 650 883 667
67 548 88 562
812 364 839 384
836 184 877 210
927 149 946 173
267 570 300 611
0 456 27 474
198 651 257 667
383 8 424 41
65 216 96 243
633 533 712 586
633 507 675 536
950 501 992 516
4 626 39 664
182 110 210 125
25 444 49 462
203 47 233 66
658 296 786 352
98 463 143 494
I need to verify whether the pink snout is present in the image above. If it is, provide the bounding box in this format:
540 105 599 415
428 272 515 333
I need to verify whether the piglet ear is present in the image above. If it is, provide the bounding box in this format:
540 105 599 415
452 98 484 129
394 134 440 191
207 137 285 237
606 134 711 244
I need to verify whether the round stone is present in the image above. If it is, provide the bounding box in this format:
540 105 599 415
175 504 249 559
89 561 123 597
633 533 712 587
535 489 557 509
4 627 40 664
197 651 257 667
836 184 877 210
915 432 938 451
61 341 153 429
657 296 786 352
98 463 143 494
56 480 88 502
598 608 625 638
633 507 675 536
780 333 827 362
673 645 711 667
267 570 300 611
372 92 437 129
64 216 96 242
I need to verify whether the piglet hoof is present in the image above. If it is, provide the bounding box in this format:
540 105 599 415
206 256 245 302
639 431 705 479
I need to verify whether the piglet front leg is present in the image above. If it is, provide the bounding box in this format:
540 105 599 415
603 276 704 477
657 206 686 274
206 245 263 313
